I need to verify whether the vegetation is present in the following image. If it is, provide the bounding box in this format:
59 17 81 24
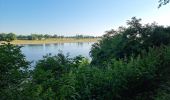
10 38 100 45
0 43 30 99
0 33 16 42
159 0 170 7
1 17 170 100
0 33 100 44
0 33 98 41
90 17 170 66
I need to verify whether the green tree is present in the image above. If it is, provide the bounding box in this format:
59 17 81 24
90 17 170 66
0 33 6 41
159 0 170 8
0 33 16 42
44 34 50 39
22 54 87 99
0 43 30 99
6 33 16 41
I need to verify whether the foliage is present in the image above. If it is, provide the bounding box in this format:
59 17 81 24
20 54 88 99
0 33 16 41
2 33 98 40
18 45 170 100
0 43 30 100
90 17 170 66
158 0 170 8
1 17 170 99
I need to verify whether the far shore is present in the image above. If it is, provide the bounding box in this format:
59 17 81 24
9 38 100 45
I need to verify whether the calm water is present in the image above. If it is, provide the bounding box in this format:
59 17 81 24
21 42 94 64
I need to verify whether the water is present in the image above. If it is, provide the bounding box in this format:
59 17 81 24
20 42 94 64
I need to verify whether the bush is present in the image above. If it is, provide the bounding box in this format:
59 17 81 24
1 17 170 100
90 17 170 66
23 45 170 100
0 43 30 100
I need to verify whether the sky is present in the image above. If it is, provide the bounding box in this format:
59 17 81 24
0 0 170 36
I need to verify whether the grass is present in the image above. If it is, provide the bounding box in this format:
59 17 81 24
10 38 100 45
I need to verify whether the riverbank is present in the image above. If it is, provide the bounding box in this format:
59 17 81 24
10 38 100 45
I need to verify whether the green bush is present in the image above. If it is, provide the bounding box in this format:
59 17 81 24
0 43 30 100
24 45 170 100
1 17 170 100
90 17 170 66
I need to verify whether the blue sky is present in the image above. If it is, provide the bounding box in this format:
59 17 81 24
0 0 170 36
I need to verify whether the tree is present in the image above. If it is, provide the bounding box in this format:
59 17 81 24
6 33 16 41
0 43 30 99
90 17 170 66
158 0 170 8
0 33 6 41
44 34 50 39
0 33 16 42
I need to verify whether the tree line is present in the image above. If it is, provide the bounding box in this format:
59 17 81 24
1 17 170 100
0 33 99 41
0 33 16 41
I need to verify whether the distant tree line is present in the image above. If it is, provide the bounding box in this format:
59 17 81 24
0 33 99 41
0 33 16 41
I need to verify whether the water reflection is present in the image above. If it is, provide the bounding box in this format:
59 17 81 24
77 42 83 47
21 42 94 64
